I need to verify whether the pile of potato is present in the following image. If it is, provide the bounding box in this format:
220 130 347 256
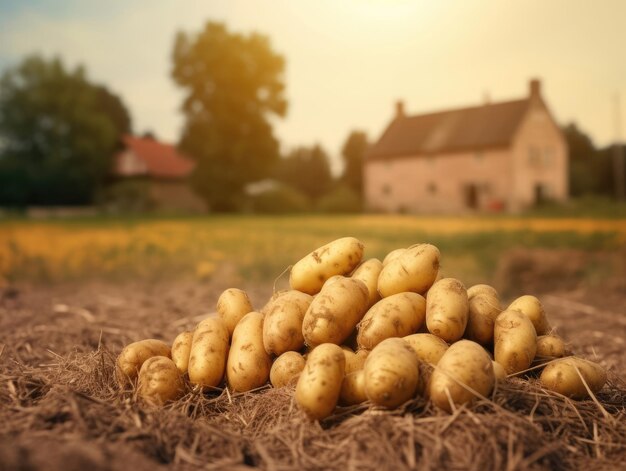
115 237 608 418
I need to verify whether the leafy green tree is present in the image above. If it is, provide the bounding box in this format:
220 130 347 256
171 21 287 211
341 130 368 195
0 55 127 206
95 84 132 136
563 123 600 197
276 144 332 202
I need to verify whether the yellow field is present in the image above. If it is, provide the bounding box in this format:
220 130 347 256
1 214 624 284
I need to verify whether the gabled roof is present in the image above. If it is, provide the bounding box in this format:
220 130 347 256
114 135 195 179
367 99 531 160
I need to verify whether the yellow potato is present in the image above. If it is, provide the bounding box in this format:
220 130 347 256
217 288 254 337
340 370 368 406
492 360 507 381
227 312 271 392
382 247 407 266
263 290 313 356
290 237 365 295
464 294 501 345
270 351 306 388
536 335 566 358
467 284 499 300
425 278 468 343
507 295 551 335
137 356 184 405
357 292 426 350
429 340 495 412
540 357 607 399
302 277 369 347
116 339 171 386
403 333 449 365
363 337 419 408
377 243 440 297
295 343 345 420
188 316 229 388
351 258 383 308
342 346 367 374
494 309 537 374
171 331 193 374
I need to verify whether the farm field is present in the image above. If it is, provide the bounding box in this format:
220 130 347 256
0 214 625 470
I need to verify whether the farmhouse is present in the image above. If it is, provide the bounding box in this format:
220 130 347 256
364 80 568 213
111 134 205 212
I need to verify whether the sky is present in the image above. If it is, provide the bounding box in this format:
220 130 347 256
1 0 625 173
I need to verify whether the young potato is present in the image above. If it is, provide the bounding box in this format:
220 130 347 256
116 339 171 387
357 292 426 350
429 340 495 413
270 351 306 388
507 295 550 335
425 278 469 343
302 277 369 347
364 337 419 408
467 284 499 300
342 346 367 374
536 335 566 358
137 356 185 405
263 290 313 356
295 343 345 420
227 312 272 392
378 243 440 297
351 258 383 308
464 294 501 345
217 288 254 337
171 331 193 374
540 357 607 399
403 333 449 365
188 316 230 388
290 237 365 295
494 309 537 375
340 370 368 405
492 360 507 381
382 247 407 266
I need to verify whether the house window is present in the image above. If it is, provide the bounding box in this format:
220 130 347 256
543 148 554 167
427 182 437 194
528 146 541 166
381 184 392 196
474 152 483 163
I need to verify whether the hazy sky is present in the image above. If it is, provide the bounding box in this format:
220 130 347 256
1 0 625 172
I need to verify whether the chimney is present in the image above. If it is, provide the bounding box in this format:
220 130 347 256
529 78 541 99
395 100 405 119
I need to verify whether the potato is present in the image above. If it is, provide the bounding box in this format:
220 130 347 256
540 357 607 399
290 237 365 295
357 292 426 350
382 247 407 266
137 356 184 405
217 288 254 337
171 331 193 374
464 294 501 345
342 346 367 374
270 351 306 388
425 278 468 343
429 340 495 413
340 370 368 405
116 339 171 386
227 312 272 392
377 243 440 297
467 284 499 300
363 337 419 408
188 316 229 388
492 360 507 381
403 333 449 365
302 277 369 347
263 290 313 356
494 309 537 374
536 335 566 358
295 343 345 420
507 295 550 335
351 258 383 308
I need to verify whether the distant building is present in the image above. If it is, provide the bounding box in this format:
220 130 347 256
364 79 568 213
112 134 205 212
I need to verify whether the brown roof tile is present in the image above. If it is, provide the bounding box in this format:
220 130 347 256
115 135 195 179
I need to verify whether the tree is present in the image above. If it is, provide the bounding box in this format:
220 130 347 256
341 130 368 195
563 122 599 197
171 22 287 211
95 84 132 136
276 144 332 201
0 55 129 206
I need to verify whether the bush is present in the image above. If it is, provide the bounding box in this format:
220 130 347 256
98 180 155 214
250 184 311 213
316 185 362 213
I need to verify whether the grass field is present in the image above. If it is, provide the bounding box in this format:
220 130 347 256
1 214 625 286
